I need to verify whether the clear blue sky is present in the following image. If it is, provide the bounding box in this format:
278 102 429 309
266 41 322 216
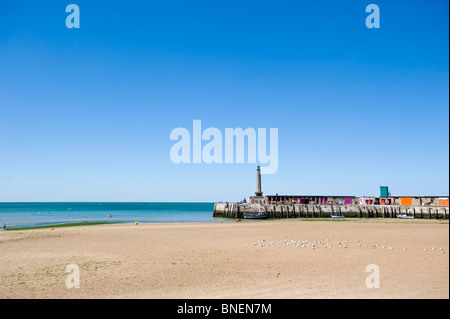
0 0 448 202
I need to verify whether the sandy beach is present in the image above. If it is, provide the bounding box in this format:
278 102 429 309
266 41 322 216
0 219 448 299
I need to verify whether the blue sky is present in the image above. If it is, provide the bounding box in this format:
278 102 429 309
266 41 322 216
0 0 448 202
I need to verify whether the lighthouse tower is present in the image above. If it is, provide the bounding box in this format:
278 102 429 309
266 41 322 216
255 165 262 196
248 166 265 204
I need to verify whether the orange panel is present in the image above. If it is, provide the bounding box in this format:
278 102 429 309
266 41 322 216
439 199 449 206
401 197 412 205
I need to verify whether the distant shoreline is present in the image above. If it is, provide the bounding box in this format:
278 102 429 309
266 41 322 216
0 202 218 228
2 217 448 231
3 222 115 231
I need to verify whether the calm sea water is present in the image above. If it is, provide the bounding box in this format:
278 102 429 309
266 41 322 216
0 202 222 228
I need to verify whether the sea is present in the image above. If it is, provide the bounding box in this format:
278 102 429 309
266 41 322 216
0 202 223 228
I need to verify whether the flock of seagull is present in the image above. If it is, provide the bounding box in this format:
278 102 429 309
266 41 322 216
252 238 446 254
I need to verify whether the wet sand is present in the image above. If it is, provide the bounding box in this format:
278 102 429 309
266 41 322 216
0 219 448 299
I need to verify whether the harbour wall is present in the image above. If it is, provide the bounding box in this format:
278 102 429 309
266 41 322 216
213 203 449 219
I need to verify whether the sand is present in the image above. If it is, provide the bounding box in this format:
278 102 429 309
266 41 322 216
0 219 448 299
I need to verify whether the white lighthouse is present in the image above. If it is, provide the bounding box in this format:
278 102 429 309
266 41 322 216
255 165 262 196
248 165 265 204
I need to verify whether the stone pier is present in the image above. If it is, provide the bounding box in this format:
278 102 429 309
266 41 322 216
213 203 449 220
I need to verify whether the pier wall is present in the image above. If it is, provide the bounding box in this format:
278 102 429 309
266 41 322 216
213 203 449 220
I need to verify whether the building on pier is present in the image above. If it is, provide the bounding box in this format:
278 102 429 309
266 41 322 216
247 167 448 207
